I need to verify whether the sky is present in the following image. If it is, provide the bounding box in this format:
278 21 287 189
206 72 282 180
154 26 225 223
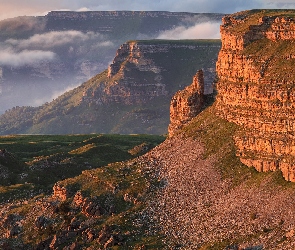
1 0 295 21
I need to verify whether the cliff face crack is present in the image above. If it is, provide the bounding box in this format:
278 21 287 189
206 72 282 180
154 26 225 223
216 10 295 182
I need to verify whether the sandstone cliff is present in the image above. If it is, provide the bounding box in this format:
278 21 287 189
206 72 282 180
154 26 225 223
216 10 295 181
168 69 204 136
83 41 214 105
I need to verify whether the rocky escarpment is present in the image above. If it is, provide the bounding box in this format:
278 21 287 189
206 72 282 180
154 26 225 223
216 10 295 181
168 69 204 136
46 11 223 34
81 40 217 106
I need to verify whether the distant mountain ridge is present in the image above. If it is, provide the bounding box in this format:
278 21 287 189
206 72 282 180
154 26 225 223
0 39 221 135
45 11 221 34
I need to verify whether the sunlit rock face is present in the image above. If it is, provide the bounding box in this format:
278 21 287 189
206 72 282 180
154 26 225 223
168 70 204 137
216 10 295 181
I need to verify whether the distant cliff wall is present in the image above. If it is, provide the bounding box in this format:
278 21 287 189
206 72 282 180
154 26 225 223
81 40 218 106
216 10 295 181
45 11 224 36
0 40 220 135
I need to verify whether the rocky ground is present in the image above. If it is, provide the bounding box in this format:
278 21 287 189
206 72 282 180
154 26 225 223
138 134 295 249
1 109 295 249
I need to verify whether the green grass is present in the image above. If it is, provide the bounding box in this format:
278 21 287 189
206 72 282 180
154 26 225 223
227 9 295 35
0 133 166 248
11 157 165 248
0 133 165 204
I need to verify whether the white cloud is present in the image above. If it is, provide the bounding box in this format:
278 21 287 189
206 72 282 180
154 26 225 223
6 31 101 50
0 16 46 32
77 7 91 11
157 22 221 40
0 49 56 67
94 41 114 47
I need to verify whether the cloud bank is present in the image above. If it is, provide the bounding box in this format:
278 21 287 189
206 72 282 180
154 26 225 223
0 49 56 67
157 22 221 40
0 30 112 67
0 16 46 32
6 30 102 49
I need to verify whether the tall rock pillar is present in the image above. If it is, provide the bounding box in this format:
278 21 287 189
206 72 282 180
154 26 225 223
168 69 204 137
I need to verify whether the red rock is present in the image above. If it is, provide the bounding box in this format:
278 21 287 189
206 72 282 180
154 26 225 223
168 69 204 136
216 11 295 181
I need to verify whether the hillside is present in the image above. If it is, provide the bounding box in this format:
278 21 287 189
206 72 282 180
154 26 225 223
2 9 295 250
0 11 223 113
0 39 220 135
2 103 295 249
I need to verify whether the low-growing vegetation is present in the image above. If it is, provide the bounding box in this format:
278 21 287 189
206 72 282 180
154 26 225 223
0 133 165 203
0 133 166 249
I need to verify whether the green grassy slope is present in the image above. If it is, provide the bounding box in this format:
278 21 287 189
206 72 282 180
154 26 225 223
0 134 164 203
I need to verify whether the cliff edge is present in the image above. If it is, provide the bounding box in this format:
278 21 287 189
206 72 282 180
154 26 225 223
216 9 295 182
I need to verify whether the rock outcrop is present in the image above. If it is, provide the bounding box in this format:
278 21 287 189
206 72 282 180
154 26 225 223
168 69 204 136
81 40 216 106
216 10 295 181
53 183 73 201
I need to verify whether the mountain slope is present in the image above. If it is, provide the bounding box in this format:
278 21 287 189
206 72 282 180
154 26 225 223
143 104 295 249
2 103 295 249
0 39 221 135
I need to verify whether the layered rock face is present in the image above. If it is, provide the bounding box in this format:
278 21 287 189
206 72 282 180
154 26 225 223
82 40 217 106
168 70 204 136
105 41 167 104
216 10 295 181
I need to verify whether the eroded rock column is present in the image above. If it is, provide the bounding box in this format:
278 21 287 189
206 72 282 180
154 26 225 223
168 69 204 136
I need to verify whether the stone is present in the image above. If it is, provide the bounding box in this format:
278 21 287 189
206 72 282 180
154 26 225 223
52 183 72 201
97 225 111 245
6 224 22 237
34 216 49 229
286 229 295 238
168 69 204 136
3 213 21 229
81 198 103 217
73 190 84 207
104 235 115 249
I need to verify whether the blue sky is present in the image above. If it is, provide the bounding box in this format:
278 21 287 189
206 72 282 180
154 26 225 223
1 0 295 20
